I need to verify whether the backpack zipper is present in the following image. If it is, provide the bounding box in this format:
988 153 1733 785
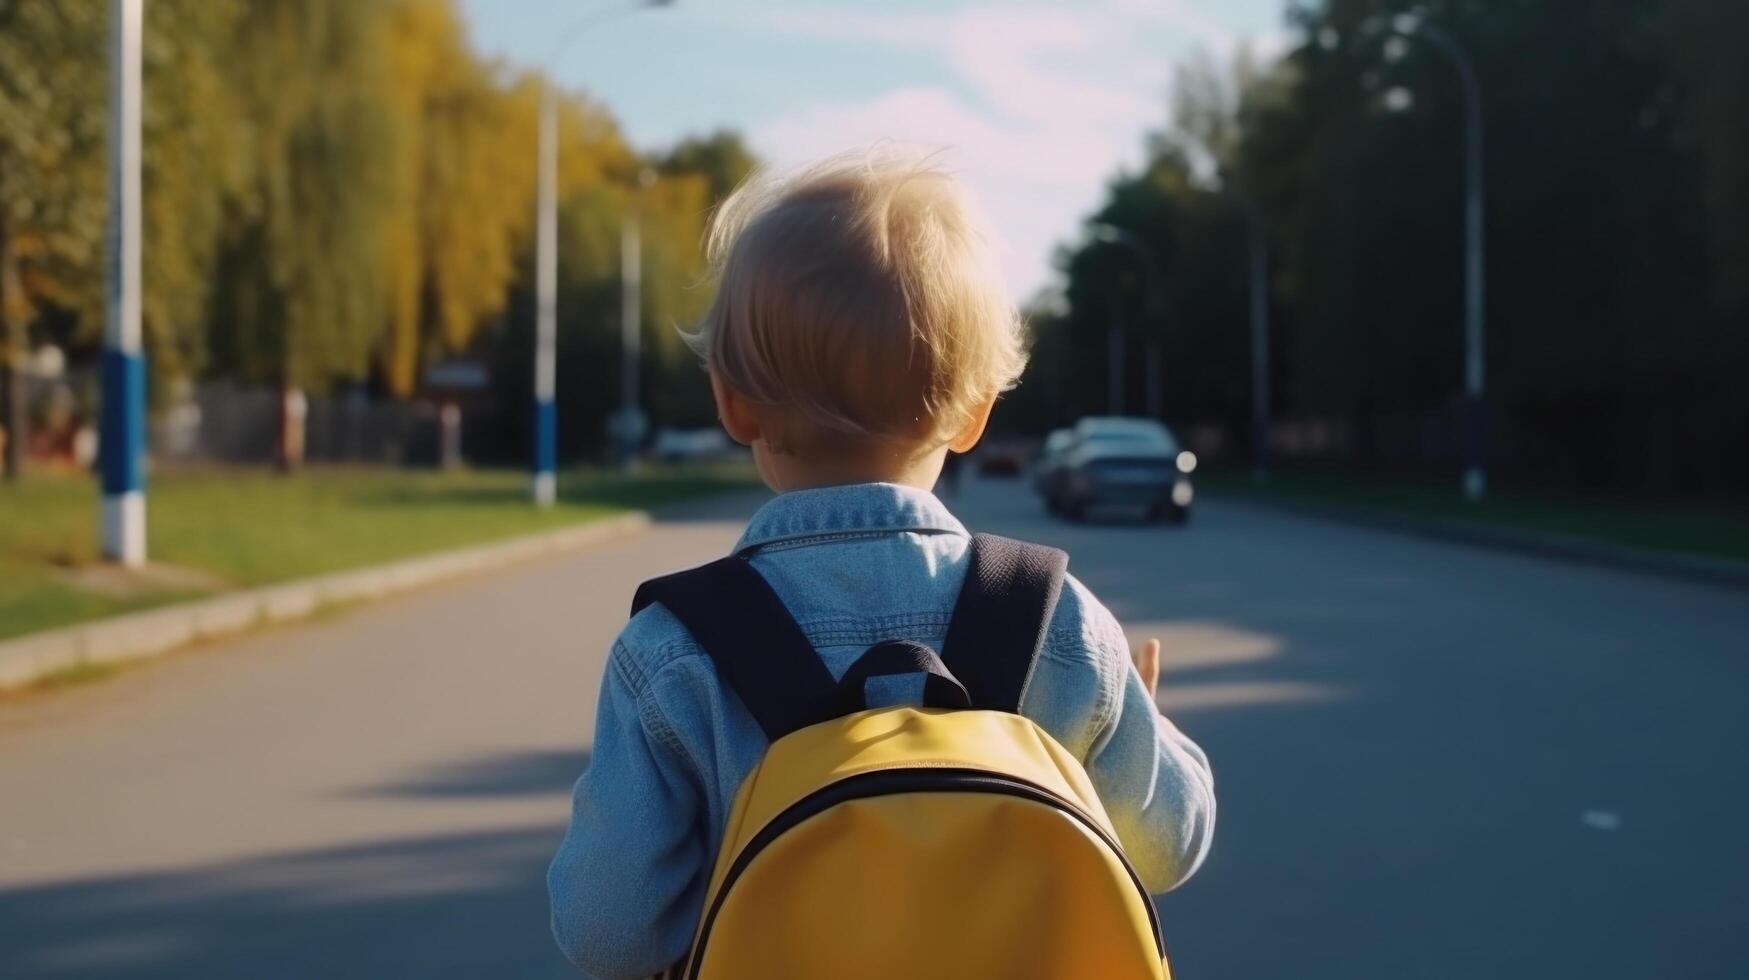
685 767 1166 979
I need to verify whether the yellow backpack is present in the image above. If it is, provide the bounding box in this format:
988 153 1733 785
633 533 1171 980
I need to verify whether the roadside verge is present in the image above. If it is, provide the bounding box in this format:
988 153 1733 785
0 512 650 692
1215 491 1749 590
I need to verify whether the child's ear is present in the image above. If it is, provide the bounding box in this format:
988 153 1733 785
711 372 762 447
946 393 1000 454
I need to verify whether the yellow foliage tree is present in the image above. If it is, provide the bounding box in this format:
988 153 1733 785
382 1 527 395
378 0 646 398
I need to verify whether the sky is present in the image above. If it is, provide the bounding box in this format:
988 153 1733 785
458 0 1290 300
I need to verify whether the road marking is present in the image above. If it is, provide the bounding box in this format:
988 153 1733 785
1580 809 1622 831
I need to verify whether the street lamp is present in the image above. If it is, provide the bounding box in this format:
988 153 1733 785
101 0 145 565
531 0 673 507
1385 12 1488 501
1088 223 1164 419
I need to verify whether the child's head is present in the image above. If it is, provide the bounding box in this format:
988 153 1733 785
691 150 1026 490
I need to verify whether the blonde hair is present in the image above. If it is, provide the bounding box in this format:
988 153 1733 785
688 150 1027 458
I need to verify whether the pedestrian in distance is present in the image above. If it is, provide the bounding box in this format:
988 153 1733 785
548 150 1215 980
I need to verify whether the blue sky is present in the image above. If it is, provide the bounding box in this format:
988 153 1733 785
458 0 1290 298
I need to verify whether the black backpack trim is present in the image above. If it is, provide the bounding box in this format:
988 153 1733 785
630 533 1069 741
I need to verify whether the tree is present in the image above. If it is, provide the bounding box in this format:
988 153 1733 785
1017 51 1261 443
142 0 249 388
1033 1 1747 497
0 0 765 473
0 1 106 478
203 0 397 467
660 130 758 203
378 0 540 397
206 0 395 397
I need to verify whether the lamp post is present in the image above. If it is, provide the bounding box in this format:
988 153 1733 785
1388 13 1487 501
616 167 657 470
1231 189 1271 485
1161 131 1273 483
101 0 146 565
1088 223 1164 419
531 0 673 506
532 79 558 507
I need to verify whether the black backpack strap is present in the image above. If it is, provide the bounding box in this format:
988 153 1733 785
940 533 1069 713
632 557 841 742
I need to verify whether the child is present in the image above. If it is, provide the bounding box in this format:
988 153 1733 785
548 151 1215 979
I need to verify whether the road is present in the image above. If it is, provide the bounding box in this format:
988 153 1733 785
2 478 1746 978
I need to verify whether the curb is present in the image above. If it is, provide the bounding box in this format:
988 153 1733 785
1213 492 1749 591
0 511 652 692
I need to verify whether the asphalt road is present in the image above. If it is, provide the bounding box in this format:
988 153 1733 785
2 478 1746 978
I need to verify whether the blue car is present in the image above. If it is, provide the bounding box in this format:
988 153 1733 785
1040 417 1196 524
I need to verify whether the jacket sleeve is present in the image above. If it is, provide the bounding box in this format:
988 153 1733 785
548 644 707 979
1075 585 1217 896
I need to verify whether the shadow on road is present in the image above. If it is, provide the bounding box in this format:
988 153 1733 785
0 826 577 980
347 749 591 800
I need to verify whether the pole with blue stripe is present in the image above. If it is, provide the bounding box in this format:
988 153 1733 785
531 82 558 507
101 0 146 566
530 2 673 505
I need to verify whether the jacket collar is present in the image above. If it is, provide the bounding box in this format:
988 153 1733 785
735 482 967 554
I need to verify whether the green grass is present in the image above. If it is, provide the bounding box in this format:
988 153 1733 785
18 659 122 692
0 464 757 641
1201 467 1749 565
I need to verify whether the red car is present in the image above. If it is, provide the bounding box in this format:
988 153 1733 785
975 436 1035 476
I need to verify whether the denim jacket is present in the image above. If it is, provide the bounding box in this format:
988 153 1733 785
548 483 1216 979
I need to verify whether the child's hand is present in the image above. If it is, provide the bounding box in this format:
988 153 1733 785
1132 637 1162 702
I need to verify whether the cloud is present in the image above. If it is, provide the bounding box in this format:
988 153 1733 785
746 1 1254 297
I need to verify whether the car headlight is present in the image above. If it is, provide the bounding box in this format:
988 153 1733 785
1176 450 1198 474
1171 480 1194 507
